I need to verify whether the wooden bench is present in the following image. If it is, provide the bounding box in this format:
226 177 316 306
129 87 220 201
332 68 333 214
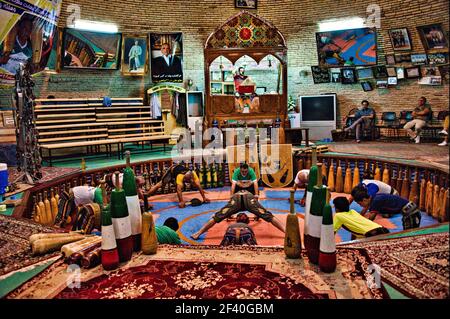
35 97 172 165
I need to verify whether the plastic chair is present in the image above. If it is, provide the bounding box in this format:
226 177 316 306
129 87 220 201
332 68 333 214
377 112 400 139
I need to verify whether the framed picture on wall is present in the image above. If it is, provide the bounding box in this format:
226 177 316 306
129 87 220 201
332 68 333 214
356 67 374 80
311 66 331 84
374 66 388 78
421 66 441 77
361 81 373 92
387 67 397 77
235 0 257 9
405 66 420 78
396 67 405 79
439 65 449 84
121 35 148 76
149 32 183 83
330 68 341 83
388 77 398 86
376 80 388 89
388 28 412 51
62 28 122 69
394 53 411 63
411 53 428 65
341 68 357 84
316 28 377 67
417 24 449 52
385 54 396 65
427 52 448 65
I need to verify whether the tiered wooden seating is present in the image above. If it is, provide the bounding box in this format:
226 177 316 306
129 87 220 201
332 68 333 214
35 98 171 166
92 98 170 150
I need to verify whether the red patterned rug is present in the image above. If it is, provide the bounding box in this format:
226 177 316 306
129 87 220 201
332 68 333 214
43 246 387 299
55 260 331 299
343 232 449 299
0 214 62 276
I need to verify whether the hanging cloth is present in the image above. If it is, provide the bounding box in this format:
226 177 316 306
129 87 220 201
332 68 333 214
151 93 162 119
176 93 188 127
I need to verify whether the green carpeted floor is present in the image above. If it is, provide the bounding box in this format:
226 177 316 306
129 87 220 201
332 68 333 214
45 145 175 170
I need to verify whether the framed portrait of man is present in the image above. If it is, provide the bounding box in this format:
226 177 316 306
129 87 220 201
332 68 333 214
121 35 148 76
417 24 449 52
149 32 183 83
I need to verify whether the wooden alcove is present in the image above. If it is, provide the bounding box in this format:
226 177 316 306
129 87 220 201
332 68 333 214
204 11 288 136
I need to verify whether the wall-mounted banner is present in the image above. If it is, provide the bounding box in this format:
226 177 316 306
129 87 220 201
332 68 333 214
0 0 62 86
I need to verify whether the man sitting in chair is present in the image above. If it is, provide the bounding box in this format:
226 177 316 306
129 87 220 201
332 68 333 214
343 100 375 143
190 190 285 240
403 96 431 144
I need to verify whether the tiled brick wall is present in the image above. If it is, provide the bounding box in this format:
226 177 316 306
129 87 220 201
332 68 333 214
0 0 448 123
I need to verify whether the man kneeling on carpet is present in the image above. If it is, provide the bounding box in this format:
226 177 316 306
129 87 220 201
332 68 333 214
220 212 257 246
191 190 285 240
156 217 181 244
352 188 421 230
333 196 389 238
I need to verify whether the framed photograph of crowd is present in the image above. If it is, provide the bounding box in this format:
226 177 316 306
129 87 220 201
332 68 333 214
394 53 411 63
427 52 448 65
411 53 428 65
121 35 148 76
149 32 183 83
417 24 448 52
388 28 412 51
235 0 257 9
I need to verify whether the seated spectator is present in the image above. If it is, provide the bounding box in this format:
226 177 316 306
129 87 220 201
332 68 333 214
343 100 375 143
352 190 421 230
155 217 181 244
403 96 431 144
333 196 389 238
220 213 257 246
438 115 448 146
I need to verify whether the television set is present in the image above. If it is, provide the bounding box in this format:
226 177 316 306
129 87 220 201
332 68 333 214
316 28 377 67
299 94 337 140
62 28 122 69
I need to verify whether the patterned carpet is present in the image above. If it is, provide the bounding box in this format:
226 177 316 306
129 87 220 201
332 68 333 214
344 232 449 299
7 246 388 299
0 214 62 277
